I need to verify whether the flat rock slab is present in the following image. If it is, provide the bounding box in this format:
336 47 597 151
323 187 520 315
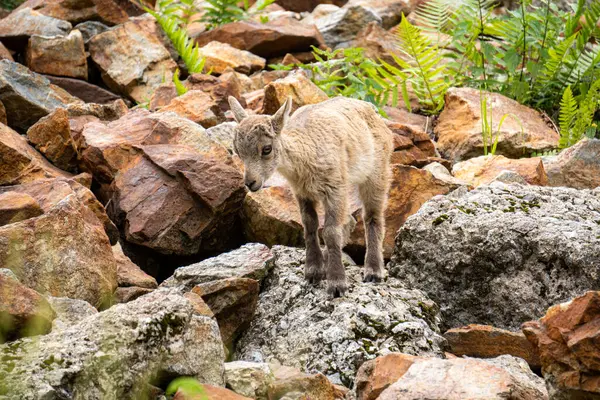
0 7 71 50
235 246 445 387
389 182 600 331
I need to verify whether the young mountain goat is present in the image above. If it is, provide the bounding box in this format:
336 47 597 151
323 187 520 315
228 96 393 297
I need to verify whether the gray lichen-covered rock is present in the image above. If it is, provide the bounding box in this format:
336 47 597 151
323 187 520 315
47 296 97 331
388 183 600 331
224 361 274 400
0 289 225 399
315 5 382 48
235 246 445 387
161 243 276 292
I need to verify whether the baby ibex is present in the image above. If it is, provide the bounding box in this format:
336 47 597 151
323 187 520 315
228 96 393 297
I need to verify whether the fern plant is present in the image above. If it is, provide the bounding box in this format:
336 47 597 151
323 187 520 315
380 14 449 114
201 0 276 29
559 80 600 148
173 69 189 96
271 46 399 115
146 3 206 74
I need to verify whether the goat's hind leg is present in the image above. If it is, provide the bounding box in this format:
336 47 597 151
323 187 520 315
359 179 386 283
297 196 325 284
322 190 348 297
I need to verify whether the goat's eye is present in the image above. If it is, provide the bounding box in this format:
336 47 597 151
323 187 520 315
262 145 272 156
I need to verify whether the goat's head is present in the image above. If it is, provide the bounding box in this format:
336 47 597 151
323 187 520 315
228 96 292 192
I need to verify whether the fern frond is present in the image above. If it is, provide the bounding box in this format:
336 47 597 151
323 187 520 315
414 0 455 34
394 14 449 113
173 69 188 96
559 86 577 148
147 8 206 74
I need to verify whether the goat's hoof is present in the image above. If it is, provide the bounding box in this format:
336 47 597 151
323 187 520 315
363 272 383 283
327 280 348 298
305 269 325 285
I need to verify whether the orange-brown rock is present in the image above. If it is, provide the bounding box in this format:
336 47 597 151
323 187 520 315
46 76 124 105
149 83 178 111
242 182 305 247
452 155 548 187
109 144 245 256
385 107 437 166
194 18 325 59
544 138 600 189
15 0 138 25
26 30 87 80
348 165 460 258
444 324 541 370
89 16 177 103
268 364 339 400
160 90 225 128
0 192 43 227
522 291 600 398
353 22 402 66
377 355 547 399
199 41 266 75
191 277 259 349
173 385 253 400
262 71 329 115
26 108 79 172
0 123 69 186
186 73 247 114
0 42 13 62
0 274 56 343
0 193 117 308
435 88 559 161
355 353 419 400
0 176 119 245
113 243 157 289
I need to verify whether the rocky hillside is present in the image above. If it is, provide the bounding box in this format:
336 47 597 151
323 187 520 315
0 0 599 399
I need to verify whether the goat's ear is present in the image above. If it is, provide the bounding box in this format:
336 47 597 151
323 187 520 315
228 96 248 123
272 96 292 135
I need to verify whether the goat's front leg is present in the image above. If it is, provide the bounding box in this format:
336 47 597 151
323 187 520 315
322 190 348 297
297 196 325 284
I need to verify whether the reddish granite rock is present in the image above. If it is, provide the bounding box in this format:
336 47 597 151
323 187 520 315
444 324 541 370
452 155 548 187
523 291 600 398
160 90 225 128
262 71 329 115
0 192 43 227
26 30 87 80
194 18 325 59
113 243 157 289
544 138 600 189
0 274 56 342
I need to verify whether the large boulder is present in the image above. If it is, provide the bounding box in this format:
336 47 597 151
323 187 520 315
0 7 71 50
388 183 600 331
0 273 56 343
108 144 245 255
0 59 80 132
0 123 69 186
89 16 177 103
435 88 559 161
194 18 325 59
0 185 118 308
373 355 547 400
523 291 600 399
544 138 600 189
452 154 548 187
0 289 225 398
235 246 445 387
26 30 88 80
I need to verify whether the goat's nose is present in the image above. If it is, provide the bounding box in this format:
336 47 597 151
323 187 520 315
245 180 256 189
